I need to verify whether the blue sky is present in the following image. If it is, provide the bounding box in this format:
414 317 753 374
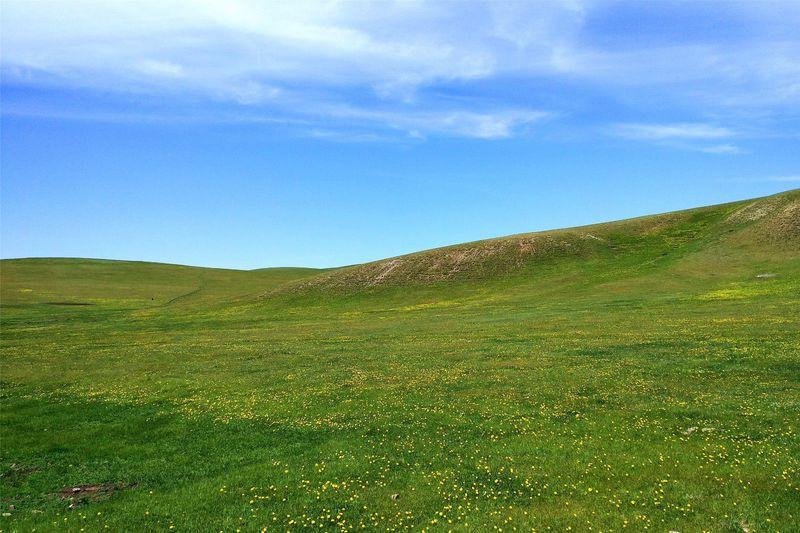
1 1 799 269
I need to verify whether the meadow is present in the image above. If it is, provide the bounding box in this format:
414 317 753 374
1 190 799 532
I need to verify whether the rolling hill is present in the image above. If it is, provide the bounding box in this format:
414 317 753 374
0 258 322 308
1 190 799 531
283 188 799 293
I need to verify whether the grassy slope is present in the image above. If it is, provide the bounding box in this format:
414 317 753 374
1 190 799 531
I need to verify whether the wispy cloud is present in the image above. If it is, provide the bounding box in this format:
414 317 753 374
609 123 746 154
137 60 185 79
323 107 550 140
699 144 745 155
2 95 548 140
1 0 799 140
307 129 393 143
612 123 734 141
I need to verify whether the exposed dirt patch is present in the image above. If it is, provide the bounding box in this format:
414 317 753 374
368 259 404 286
736 198 800 244
722 192 800 247
582 233 605 242
725 197 782 224
59 483 133 507
766 200 800 238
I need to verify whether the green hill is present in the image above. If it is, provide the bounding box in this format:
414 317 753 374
1 190 799 532
284 188 799 293
0 258 323 308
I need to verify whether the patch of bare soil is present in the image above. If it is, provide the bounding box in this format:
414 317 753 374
725 197 782 224
368 259 404 286
767 200 800 237
59 483 132 507
741 199 800 243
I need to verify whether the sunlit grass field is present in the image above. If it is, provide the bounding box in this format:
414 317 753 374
2 191 799 531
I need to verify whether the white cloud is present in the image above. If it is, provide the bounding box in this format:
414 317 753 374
307 129 394 143
339 108 550 139
0 0 523 97
296 105 550 140
699 144 744 155
137 60 185 79
610 123 749 153
0 0 566 137
612 123 734 141
1 0 799 139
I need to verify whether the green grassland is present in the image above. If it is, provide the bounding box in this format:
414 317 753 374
1 190 799 532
